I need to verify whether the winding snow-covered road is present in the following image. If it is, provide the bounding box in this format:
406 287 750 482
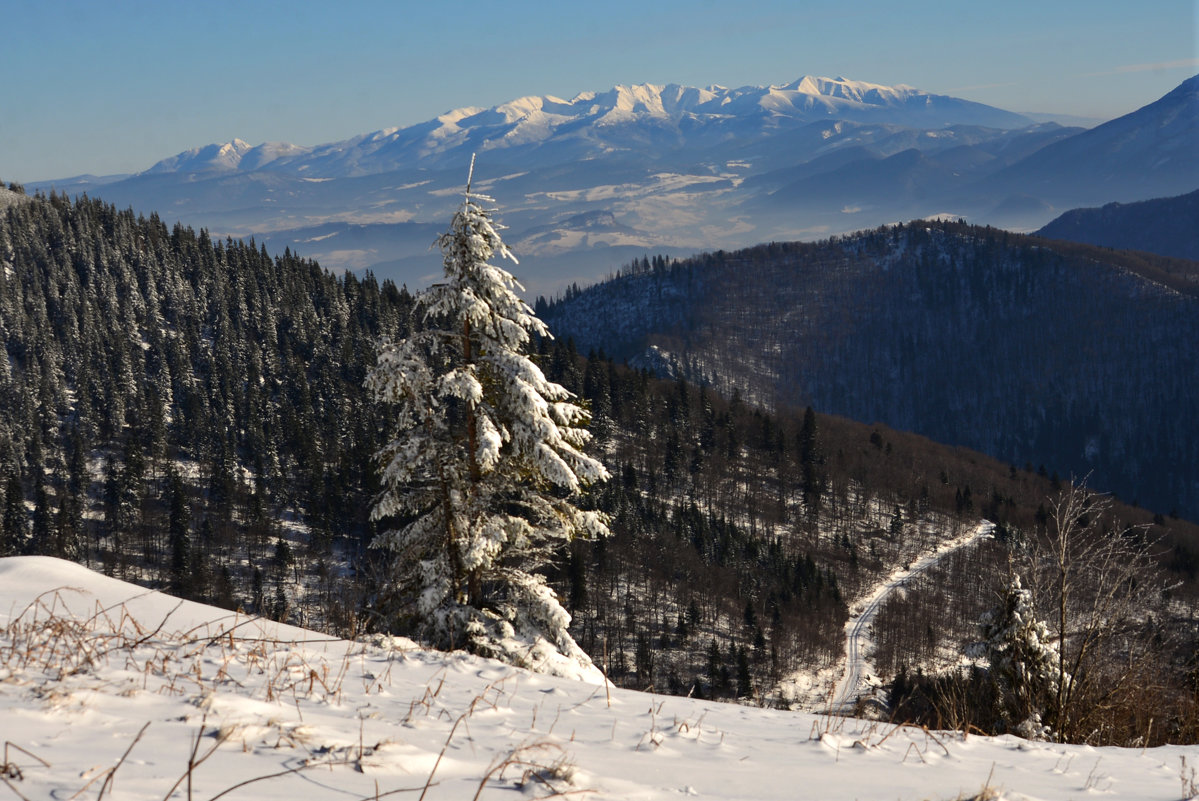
827 521 994 714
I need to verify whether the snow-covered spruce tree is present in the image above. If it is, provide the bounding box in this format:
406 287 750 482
975 573 1066 740
367 159 610 675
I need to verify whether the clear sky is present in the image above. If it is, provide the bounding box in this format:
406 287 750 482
2 0 1196 182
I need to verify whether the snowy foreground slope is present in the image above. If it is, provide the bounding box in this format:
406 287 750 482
0 557 1194 801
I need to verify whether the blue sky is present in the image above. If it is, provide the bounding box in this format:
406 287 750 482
3 0 1196 182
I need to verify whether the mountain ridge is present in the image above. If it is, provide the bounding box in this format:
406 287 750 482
1035 189 1199 261
543 221 1199 519
139 76 1036 177
981 73 1199 207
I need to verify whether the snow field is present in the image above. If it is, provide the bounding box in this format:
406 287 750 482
0 556 1195 800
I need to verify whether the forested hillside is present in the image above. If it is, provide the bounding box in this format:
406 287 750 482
556 351 1198 719
0 190 413 625
542 223 1199 519
2 191 1197 742
1036 189 1199 261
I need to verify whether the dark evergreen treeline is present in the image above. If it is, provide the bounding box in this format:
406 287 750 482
542 222 1199 519
0 191 413 625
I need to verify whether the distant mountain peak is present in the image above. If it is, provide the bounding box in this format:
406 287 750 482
144 137 251 174
771 75 921 103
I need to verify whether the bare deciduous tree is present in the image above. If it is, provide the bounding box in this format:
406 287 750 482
1019 483 1169 743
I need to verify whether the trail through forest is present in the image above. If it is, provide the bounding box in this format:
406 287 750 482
826 521 994 714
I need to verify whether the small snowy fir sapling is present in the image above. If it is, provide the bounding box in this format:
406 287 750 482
973 573 1066 739
367 157 610 675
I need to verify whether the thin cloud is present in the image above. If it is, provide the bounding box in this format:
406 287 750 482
1081 58 1199 77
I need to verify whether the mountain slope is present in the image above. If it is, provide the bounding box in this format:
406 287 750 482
543 222 1199 519
1036 189 1199 260
982 74 1199 212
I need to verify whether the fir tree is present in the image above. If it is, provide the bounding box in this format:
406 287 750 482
2 472 26 555
368 158 609 673
735 646 753 699
28 471 51 555
167 469 192 597
974 574 1065 739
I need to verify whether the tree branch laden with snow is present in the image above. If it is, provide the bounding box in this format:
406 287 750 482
367 160 610 675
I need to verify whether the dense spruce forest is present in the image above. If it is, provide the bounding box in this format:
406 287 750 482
541 223 1199 520
0 189 412 620
2 189 1198 744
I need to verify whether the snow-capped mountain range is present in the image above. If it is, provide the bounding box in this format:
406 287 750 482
140 77 1035 177
36 74 1197 295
